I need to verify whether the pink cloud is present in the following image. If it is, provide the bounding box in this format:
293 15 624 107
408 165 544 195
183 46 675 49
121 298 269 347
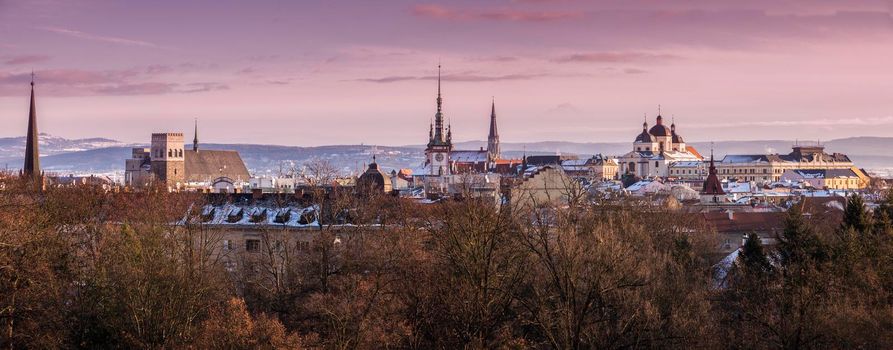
411 4 582 22
42 27 163 48
3 54 51 65
553 52 681 63
0 69 227 96
356 72 548 83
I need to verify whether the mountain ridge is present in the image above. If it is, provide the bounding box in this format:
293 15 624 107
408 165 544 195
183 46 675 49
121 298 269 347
1 135 891 175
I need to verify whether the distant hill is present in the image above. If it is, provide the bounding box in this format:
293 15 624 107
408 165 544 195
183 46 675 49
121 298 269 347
1 135 891 175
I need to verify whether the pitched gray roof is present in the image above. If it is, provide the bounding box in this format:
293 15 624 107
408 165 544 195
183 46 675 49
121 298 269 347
184 150 250 182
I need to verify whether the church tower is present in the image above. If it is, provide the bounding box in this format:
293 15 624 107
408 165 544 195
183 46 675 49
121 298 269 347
23 73 41 180
150 132 185 187
425 65 452 176
487 98 500 164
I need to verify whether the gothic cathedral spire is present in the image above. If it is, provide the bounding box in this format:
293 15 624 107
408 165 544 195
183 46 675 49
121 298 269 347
487 97 500 162
23 72 40 179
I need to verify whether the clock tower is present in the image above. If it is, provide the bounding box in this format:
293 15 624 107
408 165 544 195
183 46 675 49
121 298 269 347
425 65 452 176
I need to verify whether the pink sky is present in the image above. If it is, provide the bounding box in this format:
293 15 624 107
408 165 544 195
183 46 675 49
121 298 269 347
1 0 892 146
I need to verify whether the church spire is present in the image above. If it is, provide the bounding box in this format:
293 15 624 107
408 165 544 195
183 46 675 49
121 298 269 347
432 64 446 144
23 72 40 179
487 97 500 161
702 143 724 195
193 118 199 151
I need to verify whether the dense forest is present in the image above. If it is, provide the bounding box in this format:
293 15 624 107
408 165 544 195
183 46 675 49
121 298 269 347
1 178 891 349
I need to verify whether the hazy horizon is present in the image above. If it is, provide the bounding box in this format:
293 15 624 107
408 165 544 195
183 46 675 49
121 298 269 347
2 0 893 146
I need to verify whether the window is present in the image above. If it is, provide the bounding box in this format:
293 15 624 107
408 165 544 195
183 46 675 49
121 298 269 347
655 161 659 167
246 239 260 252
168 149 172 157
297 241 310 251
223 240 233 251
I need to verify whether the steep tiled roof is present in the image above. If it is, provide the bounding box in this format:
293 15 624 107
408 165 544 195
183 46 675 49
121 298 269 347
184 150 250 182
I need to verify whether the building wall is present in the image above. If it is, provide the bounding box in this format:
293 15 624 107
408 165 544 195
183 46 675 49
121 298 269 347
150 133 185 186
510 167 579 209
717 161 855 182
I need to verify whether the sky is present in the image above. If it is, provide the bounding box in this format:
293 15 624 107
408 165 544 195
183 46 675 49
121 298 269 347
1 0 892 146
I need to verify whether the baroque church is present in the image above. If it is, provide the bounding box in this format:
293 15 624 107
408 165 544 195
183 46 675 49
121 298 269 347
617 112 702 178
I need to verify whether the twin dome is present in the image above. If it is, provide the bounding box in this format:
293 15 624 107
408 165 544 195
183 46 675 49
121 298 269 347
636 115 684 143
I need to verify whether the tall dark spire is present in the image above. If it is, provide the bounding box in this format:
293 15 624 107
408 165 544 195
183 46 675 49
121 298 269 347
433 65 445 143
703 143 724 195
193 118 199 151
487 97 500 161
23 72 40 179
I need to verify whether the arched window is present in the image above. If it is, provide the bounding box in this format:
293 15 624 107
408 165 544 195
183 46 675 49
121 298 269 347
168 149 172 157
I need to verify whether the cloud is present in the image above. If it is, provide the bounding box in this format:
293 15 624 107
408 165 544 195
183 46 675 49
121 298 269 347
411 4 582 22
0 69 227 96
623 68 648 74
693 116 893 129
467 55 520 62
3 54 51 65
356 72 547 83
94 82 177 95
180 82 229 93
42 27 163 48
553 52 680 63
236 67 257 75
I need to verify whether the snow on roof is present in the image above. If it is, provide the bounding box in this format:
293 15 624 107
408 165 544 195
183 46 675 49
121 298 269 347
670 161 702 167
787 168 858 179
726 182 752 193
721 155 766 163
713 249 740 288
451 150 488 163
199 204 319 227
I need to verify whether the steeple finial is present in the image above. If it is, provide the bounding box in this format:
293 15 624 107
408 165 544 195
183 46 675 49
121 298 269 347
31 70 35 87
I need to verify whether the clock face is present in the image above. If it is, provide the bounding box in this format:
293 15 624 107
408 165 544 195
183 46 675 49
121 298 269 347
435 153 444 162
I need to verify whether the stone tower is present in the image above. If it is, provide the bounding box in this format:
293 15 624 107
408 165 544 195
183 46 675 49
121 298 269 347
151 132 185 186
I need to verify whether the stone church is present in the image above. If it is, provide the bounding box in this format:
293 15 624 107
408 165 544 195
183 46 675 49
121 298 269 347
125 122 250 191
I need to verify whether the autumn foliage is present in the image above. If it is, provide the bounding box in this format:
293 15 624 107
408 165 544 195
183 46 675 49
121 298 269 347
1 177 892 349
